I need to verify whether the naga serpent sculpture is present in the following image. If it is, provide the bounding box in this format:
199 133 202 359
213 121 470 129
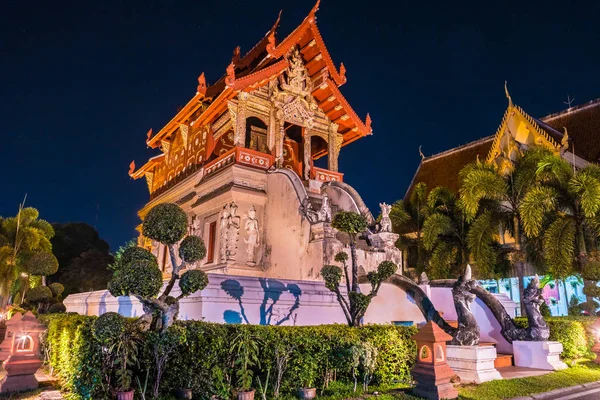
360 270 549 343
450 265 480 346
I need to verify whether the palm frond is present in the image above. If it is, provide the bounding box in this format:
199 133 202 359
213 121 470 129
519 186 558 238
427 186 456 212
543 217 576 280
569 170 600 219
467 211 497 277
459 161 507 221
536 153 573 187
422 213 453 251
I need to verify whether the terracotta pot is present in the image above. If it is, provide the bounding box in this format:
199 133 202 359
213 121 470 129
114 390 134 400
297 387 316 400
237 388 256 400
175 388 193 399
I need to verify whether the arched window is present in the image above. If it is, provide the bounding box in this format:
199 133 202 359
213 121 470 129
16 335 33 352
419 345 431 362
435 345 445 362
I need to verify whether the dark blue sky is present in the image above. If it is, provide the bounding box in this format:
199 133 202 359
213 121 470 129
2 0 599 251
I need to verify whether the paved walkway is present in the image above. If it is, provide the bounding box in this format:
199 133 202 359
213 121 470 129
511 381 600 400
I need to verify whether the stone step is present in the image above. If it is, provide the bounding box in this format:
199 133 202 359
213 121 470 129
495 353 514 368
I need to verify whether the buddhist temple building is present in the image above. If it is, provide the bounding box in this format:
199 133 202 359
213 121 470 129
404 90 600 315
127 1 400 281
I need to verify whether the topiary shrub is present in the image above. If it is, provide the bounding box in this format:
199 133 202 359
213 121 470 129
179 270 209 296
108 203 209 333
93 312 126 345
142 203 188 245
322 212 398 327
23 251 59 277
48 303 67 314
49 282 65 298
27 285 53 303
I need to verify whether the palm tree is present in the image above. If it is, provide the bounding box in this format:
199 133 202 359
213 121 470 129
520 152 600 313
390 182 430 277
421 186 498 279
459 148 550 315
0 205 56 306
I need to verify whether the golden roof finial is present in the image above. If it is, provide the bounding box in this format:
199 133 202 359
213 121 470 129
504 81 513 107
419 145 425 160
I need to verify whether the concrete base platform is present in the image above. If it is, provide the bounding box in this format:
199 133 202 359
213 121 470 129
513 341 568 371
498 366 552 380
446 345 502 383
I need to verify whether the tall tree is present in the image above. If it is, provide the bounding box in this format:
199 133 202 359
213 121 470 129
0 206 58 306
520 152 600 313
49 223 112 293
459 148 549 315
390 182 430 277
321 211 397 326
421 186 499 279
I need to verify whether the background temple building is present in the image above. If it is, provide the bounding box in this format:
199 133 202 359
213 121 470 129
405 93 600 314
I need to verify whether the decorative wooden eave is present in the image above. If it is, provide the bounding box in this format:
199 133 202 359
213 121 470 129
227 59 289 91
130 154 165 179
264 0 346 87
318 77 371 143
146 93 207 149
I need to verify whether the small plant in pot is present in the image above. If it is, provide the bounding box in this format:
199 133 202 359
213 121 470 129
231 328 261 400
93 312 139 400
296 365 317 400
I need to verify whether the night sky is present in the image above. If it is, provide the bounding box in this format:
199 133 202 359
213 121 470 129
2 0 600 251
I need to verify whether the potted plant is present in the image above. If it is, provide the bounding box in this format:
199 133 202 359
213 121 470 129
296 364 317 400
93 312 139 400
231 329 260 400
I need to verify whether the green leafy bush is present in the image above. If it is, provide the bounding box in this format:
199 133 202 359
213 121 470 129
93 312 126 345
49 282 65 298
26 285 53 303
179 269 208 296
23 251 59 276
514 316 596 359
42 315 417 400
142 203 188 245
178 236 206 263
48 303 67 313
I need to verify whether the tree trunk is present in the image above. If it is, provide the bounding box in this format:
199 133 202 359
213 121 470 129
516 262 526 317
350 236 358 292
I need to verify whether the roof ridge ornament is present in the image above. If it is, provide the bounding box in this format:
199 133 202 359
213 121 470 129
146 128 153 141
128 160 136 177
307 0 320 23
225 62 236 87
504 80 513 107
339 62 346 80
419 145 425 160
365 113 372 132
196 72 207 97
232 46 241 64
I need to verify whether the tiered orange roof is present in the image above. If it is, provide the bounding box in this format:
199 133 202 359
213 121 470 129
143 0 371 152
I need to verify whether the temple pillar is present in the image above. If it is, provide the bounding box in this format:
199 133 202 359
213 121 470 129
275 119 285 167
303 129 312 180
268 107 277 152
328 122 341 172
234 92 249 147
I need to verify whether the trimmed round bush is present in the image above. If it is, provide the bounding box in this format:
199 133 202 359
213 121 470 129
377 261 397 280
142 203 188 245
582 261 600 281
26 285 53 303
334 252 349 263
108 259 163 298
48 303 67 313
121 246 156 267
332 211 367 235
179 269 208 296
23 251 59 276
93 312 125 345
321 265 342 290
179 236 206 263
49 282 65 297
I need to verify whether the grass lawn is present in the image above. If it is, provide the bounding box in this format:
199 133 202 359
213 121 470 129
0 389 43 400
458 361 600 400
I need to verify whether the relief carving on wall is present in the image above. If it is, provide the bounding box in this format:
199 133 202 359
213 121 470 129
244 205 260 266
220 202 241 262
317 193 332 222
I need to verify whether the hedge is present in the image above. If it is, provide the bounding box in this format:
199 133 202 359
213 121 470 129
514 316 596 359
41 314 417 400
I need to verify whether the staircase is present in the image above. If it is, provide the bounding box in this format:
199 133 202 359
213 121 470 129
479 341 514 368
